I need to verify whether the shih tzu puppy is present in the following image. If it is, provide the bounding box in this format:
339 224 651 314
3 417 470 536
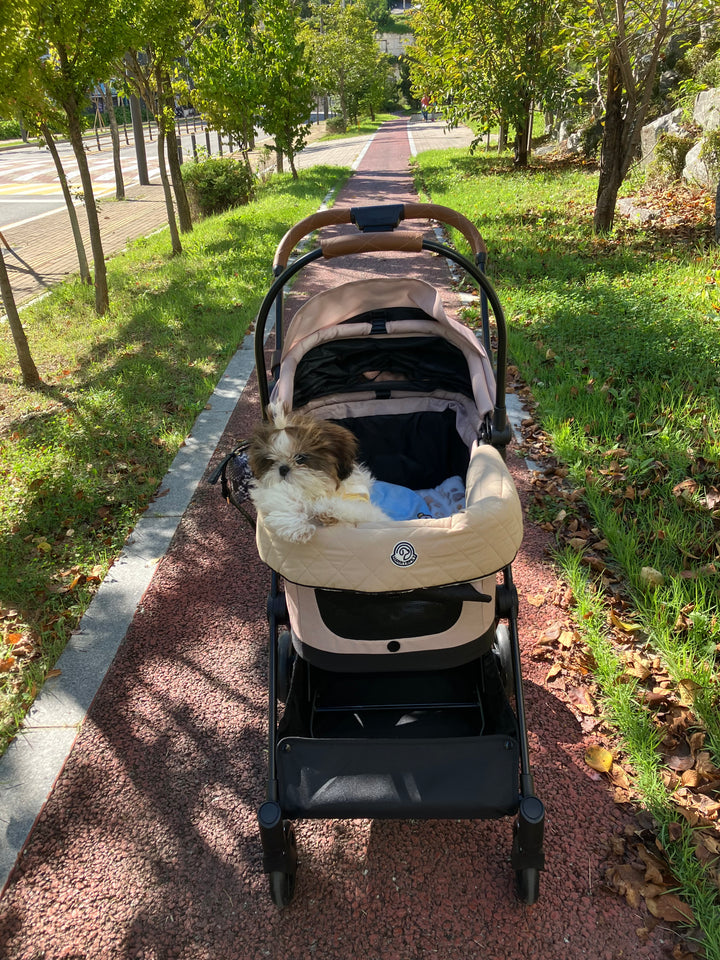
248 403 387 542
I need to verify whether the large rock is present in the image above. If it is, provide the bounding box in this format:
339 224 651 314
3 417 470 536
640 109 684 166
683 141 715 188
693 89 720 130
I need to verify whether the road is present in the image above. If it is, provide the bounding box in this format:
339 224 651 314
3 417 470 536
0 121 250 230
0 115 332 230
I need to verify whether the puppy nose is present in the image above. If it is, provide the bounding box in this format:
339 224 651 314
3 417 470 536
278 464 290 478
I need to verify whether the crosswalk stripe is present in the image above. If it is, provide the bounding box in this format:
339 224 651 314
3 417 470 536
0 183 64 196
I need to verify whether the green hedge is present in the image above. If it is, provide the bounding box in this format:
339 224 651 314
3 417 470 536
181 154 256 216
0 119 22 141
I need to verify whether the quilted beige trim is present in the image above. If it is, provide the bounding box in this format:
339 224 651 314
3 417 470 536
255 444 522 591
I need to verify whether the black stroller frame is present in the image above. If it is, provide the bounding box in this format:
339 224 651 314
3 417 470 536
251 202 545 907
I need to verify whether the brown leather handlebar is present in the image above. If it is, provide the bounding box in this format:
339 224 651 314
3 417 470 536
273 202 486 269
274 209 354 269
403 202 487 257
320 232 424 258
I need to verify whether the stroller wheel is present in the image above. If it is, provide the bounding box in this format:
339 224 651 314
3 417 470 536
277 631 294 703
269 822 298 907
494 622 514 696
516 867 540 905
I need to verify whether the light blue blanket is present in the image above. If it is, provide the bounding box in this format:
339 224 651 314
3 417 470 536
370 476 466 521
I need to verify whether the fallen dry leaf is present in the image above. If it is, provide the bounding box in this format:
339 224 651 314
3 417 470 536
636 845 667 886
586 744 614 773
568 685 596 715
645 893 696 925
526 592 547 607
545 663 563 682
610 610 642 633
606 863 646 909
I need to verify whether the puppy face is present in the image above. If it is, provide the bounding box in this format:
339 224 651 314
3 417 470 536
248 406 358 494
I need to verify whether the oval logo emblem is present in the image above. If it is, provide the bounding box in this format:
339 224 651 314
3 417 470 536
391 542 418 567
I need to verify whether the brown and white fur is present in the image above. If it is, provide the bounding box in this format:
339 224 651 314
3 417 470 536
248 403 387 542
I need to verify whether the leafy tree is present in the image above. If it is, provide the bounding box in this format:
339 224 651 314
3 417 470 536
256 0 316 178
123 0 202 237
28 0 138 315
0 0 91 354
407 0 568 164
0 250 41 387
189 2 261 180
38 120 92 282
125 49 184 254
0 4 42 384
565 0 717 232
303 0 392 131
101 82 125 201
0 0 43 385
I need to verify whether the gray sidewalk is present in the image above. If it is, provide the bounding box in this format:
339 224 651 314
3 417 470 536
0 117 473 895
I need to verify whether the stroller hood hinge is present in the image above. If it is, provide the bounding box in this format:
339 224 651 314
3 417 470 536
478 414 492 444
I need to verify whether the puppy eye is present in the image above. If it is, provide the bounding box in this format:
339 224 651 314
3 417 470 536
294 454 308 465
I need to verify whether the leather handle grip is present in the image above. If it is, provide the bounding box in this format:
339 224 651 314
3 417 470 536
274 209 354 269
320 232 424 258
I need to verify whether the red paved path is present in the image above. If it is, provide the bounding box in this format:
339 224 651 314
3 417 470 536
0 119 671 960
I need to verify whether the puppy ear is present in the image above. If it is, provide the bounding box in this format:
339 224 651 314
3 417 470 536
247 419 273 476
322 422 358 482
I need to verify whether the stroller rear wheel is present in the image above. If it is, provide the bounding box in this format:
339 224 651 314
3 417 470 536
277 630 294 703
268 822 298 907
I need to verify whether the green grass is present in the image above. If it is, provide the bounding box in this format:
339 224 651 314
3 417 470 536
413 148 720 956
0 164 351 754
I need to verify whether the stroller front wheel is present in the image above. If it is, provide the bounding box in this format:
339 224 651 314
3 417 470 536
268 822 298 907
516 866 540 905
269 868 296 907
494 622 514 696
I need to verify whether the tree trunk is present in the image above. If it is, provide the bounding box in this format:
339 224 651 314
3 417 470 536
40 122 91 284
161 74 192 234
514 111 531 167
0 248 41 387
275 146 284 175
594 46 624 233
64 93 109 315
165 122 192 233
157 129 182 256
104 88 125 200
498 120 507 152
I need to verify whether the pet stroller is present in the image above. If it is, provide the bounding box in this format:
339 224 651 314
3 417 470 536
223 202 545 907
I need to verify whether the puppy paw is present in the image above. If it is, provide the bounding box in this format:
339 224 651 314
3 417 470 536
315 513 340 527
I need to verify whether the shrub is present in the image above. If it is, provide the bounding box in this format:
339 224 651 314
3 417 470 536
651 131 698 182
181 154 255 216
0 119 22 140
326 117 347 134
